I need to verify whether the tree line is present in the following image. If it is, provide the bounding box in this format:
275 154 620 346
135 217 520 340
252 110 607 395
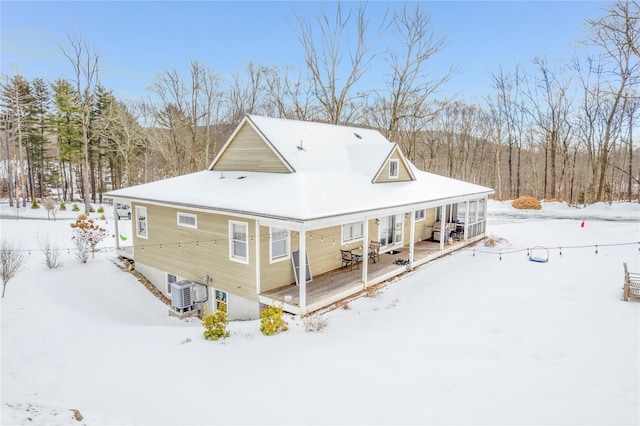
1 1 638 210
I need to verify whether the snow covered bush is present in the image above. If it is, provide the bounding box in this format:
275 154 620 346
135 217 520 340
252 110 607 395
70 218 109 259
1 239 25 298
38 234 62 269
260 304 288 336
512 196 542 210
202 305 230 341
44 197 59 221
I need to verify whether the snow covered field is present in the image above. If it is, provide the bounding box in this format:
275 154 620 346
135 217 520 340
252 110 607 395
1 200 639 425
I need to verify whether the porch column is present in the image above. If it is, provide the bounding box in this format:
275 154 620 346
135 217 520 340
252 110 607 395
464 200 470 241
408 210 415 267
362 218 369 288
439 204 446 251
113 203 120 251
299 226 307 312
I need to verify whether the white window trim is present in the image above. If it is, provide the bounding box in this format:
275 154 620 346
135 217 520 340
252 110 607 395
342 221 364 244
269 227 290 264
414 209 426 221
229 220 249 264
177 212 197 229
389 159 400 179
215 289 228 311
135 206 148 239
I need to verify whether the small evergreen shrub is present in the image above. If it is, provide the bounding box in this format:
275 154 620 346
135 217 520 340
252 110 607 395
30 198 40 209
202 305 230 341
97 206 104 213
72 203 80 211
259 304 288 336
512 196 541 210
59 201 67 211
89 206 95 213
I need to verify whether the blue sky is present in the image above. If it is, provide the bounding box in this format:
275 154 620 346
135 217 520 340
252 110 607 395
2 1 610 103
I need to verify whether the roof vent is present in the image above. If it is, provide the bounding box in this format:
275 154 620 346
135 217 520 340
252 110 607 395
297 140 305 151
354 132 362 139
237 176 246 180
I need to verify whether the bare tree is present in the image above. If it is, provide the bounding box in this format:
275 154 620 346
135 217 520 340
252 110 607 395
378 3 454 146
490 65 528 198
262 65 317 120
60 32 100 214
586 0 640 201
292 1 381 124
149 60 225 174
1 239 25 298
524 57 574 199
226 62 265 124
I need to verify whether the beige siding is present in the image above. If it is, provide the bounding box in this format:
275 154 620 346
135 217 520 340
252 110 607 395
375 149 413 183
259 219 380 292
132 202 259 302
212 122 290 173
259 225 296 292
413 207 437 242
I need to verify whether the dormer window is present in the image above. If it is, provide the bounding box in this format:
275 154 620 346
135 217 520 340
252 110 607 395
389 159 399 179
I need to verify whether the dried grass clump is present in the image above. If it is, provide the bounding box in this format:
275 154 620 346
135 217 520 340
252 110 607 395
512 196 541 210
484 237 506 247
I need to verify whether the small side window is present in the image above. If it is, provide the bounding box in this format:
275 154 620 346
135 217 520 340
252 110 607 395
177 212 197 229
215 289 227 312
229 220 249 264
389 159 399 179
136 206 148 239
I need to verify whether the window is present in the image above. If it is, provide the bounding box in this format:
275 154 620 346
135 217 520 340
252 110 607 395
177 212 197 229
215 289 227 312
166 273 177 294
389 159 399 179
136 206 148 238
342 221 364 244
270 227 289 262
414 209 426 221
229 221 248 263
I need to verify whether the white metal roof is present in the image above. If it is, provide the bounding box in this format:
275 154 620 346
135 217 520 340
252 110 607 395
106 115 493 222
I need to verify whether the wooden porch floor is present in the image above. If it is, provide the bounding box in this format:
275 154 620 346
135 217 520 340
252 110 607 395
261 239 467 313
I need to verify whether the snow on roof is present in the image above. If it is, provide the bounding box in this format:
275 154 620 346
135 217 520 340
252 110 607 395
106 115 493 221
244 115 393 176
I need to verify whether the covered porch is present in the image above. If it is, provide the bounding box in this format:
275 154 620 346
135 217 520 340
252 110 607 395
259 235 482 315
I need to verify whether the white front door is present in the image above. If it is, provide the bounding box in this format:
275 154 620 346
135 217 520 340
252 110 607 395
379 214 403 251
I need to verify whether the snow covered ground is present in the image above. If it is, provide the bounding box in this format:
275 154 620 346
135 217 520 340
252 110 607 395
1 200 639 425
